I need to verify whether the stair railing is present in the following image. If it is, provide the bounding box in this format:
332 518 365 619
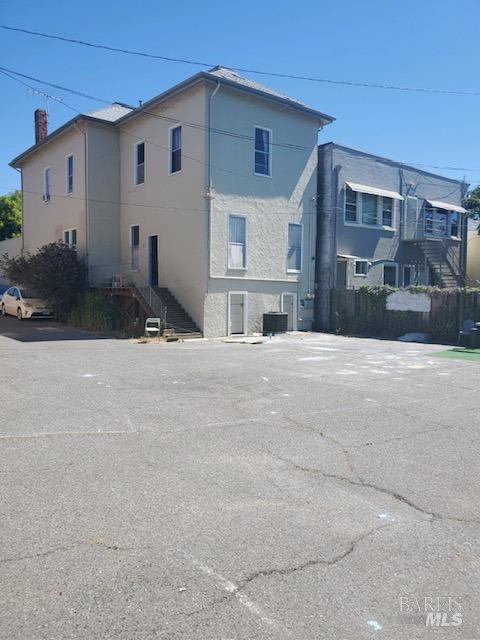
134 284 167 330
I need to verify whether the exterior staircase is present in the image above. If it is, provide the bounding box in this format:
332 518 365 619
153 287 202 338
420 239 463 288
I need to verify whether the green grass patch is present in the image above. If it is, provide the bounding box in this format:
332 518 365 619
430 348 480 362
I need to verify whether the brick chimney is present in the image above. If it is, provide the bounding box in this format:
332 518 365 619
34 109 48 144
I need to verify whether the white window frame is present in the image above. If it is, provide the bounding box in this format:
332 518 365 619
253 125 272 178
343 186 396 230
133 141 145 186
287 223 303 273
129 224 140 272
65 154 74 194
227 291 248 336
354 259 369 277
43 167 51 203
383 262 398 287
63 228 77 248
228 214 247 270
281 292 298 331
403 264 415 287
169 124 182 175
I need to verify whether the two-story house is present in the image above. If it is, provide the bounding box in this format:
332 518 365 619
315 143 468 329
11 67 334 337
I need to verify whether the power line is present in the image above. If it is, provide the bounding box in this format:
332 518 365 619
1 63 479 179
1 23 480 97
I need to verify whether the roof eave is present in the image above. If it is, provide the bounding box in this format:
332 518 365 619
10 115 115 168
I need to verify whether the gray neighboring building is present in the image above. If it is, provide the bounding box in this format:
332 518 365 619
316 143 468 329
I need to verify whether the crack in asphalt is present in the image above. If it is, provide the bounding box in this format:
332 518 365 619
270 452 480 528
0 539 130 564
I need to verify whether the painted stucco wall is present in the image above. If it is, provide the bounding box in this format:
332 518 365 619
467 231 480 286
0 236 21 283
86 123 121 284
118 83 208 331
206 84 321 336
20 125 87 255
319 144 465 289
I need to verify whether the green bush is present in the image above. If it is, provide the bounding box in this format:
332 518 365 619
67 292 125 334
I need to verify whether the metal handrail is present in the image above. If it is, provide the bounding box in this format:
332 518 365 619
135 284 167 329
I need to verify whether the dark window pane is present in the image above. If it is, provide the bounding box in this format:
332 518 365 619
383 265 397 286
171 148 181 173
131 225 139 246
137 143 145 165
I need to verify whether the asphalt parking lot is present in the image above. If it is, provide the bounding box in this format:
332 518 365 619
1 318 479 639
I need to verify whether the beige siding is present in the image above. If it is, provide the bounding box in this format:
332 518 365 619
118 83 208 330
21 126 87 255
467 231 480 285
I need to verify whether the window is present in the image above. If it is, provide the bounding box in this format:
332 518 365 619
354 259 369 276
170 126 182 174
345 187 357 222
43 167 51 202
383 263 398 286
228 215 246 269
450 212 460 238
403 265 415 287
130 225 140 271
64 229 77 247
344 186 396 228
134 142 145 185
254 126 271 176
287 223 302 272
66 155 74 193
382 197 393 227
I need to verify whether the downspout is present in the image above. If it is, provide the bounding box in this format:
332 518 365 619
14 167 24 255
206 81 221 286
315 144 335 331
74 120 89 283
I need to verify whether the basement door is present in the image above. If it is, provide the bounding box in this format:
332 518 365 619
228 292 247 335
147 235 158 286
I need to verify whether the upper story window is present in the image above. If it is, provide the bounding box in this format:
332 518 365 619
287 223 302 272
134 142 145 185
130 225 140 271
254 126 271 177
344 186 398 229
228 215 246 269
64 228 77 248
43 167 51 202
425 205 461 238
170 126 182 174
66 155 74 194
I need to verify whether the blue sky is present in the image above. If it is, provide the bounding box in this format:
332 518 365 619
1 0 479 193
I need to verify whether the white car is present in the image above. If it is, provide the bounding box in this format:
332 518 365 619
1 287 54 320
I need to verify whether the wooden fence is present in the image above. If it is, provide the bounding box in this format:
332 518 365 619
331 288 480 343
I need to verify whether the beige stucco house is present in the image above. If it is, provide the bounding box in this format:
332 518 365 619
10 67 334 337
467 229 480 286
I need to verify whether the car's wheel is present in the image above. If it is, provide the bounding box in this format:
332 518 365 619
16 307 23 321
1 303 5 316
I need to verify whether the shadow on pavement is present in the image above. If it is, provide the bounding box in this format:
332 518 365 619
0 315 105 343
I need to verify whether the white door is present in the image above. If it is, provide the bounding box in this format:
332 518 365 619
281 293 296 331
229 293 246 335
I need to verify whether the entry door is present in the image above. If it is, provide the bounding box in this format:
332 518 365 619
147 235 158 286
281 293 297 331
229 293 246 335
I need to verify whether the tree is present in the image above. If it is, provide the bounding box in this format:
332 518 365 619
0 241 87 314
0 190 21 241
464 186 480 220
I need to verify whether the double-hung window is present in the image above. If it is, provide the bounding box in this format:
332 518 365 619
43 167 51 202
254 126 271 176
450 212 460 238
66 155 74 194
130 225 140 271
228 215 246 269
64 229 77 247
287 223 302 272
170 126 182 174
134 142 145 185
382 197 393 227
345 187 357 222
361 193 377 226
